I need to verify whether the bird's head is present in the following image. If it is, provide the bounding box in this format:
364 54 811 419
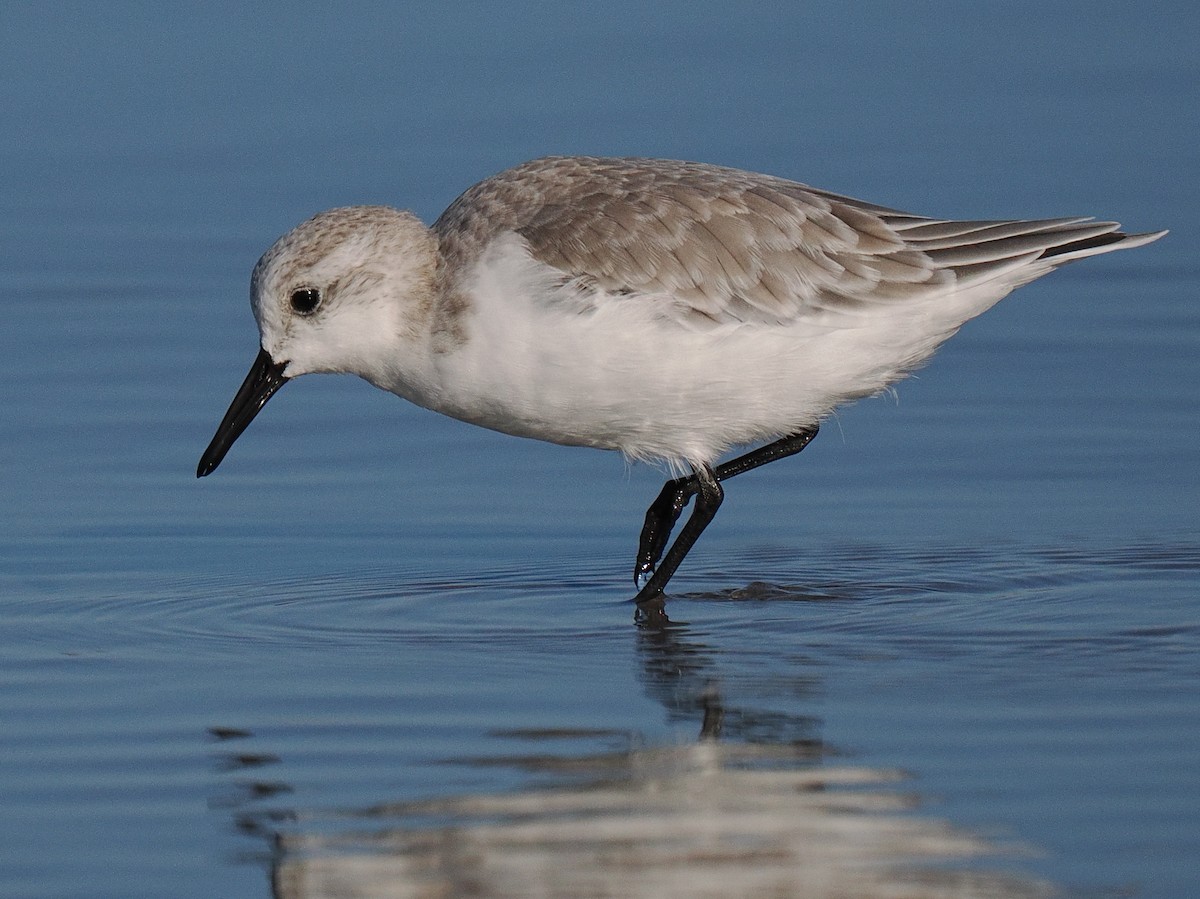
197 206 438 477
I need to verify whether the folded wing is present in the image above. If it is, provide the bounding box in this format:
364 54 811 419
433 156 1165 326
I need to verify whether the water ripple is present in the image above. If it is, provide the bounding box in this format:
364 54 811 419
10 538 1197 678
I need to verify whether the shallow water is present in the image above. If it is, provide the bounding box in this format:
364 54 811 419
3 3 1199 897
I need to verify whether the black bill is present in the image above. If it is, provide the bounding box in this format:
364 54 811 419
197 347 290 477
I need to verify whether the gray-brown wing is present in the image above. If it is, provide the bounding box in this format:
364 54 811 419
432 156 1156 325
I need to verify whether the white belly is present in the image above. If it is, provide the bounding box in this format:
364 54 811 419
410 240 995 466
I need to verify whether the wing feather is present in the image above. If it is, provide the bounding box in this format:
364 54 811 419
431 156 1162 326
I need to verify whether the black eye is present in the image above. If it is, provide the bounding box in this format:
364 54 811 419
289 287 321 315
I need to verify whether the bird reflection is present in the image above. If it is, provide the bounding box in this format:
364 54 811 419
207 614 1042 899
634 596 823 749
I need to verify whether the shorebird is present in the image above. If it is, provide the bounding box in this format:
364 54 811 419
197 156 1164 606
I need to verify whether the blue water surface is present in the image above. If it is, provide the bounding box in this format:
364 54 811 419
2 3 1197 897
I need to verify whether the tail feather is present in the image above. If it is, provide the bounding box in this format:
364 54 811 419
884 209 1166 274
1039 228 1168 263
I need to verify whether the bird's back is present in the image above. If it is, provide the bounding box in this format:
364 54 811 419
433 156 1165 329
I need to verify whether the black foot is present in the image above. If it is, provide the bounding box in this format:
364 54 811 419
634 595 670 629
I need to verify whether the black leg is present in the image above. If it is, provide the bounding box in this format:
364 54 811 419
635 478 692 586
633 463 723 603
634 425 821 587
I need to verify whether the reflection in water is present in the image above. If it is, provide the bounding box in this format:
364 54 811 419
265 745 1048 898
210 617 1052 898
635 603 826 752
635 601 729 740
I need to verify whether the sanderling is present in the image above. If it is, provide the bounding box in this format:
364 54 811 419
197 156 1165 607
